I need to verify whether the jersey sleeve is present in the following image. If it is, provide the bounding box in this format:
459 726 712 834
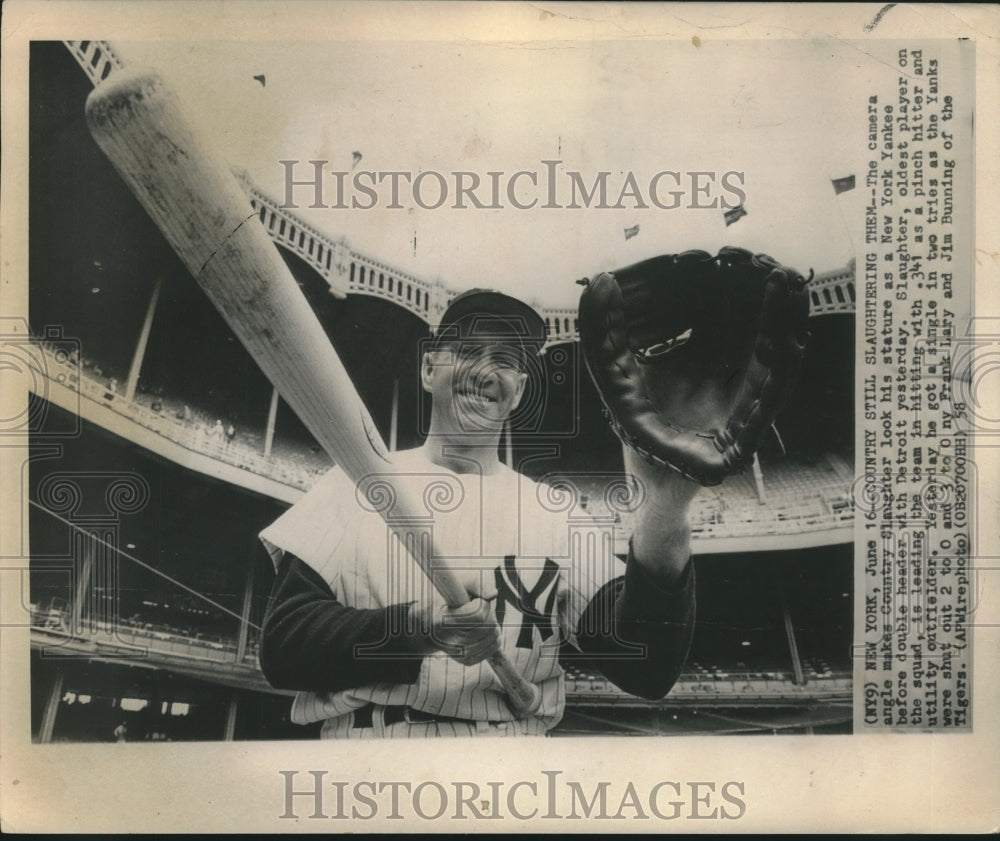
259 552 425 692
258 466 355 579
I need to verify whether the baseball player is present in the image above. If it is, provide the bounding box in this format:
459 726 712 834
258 253 809 738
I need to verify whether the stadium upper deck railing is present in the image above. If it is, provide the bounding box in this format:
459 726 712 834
37 342 324 494
63 39 856 352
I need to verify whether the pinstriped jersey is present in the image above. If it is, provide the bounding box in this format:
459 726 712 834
259 447 622 734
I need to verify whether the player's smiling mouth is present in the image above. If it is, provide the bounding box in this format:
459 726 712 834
457 388 498 405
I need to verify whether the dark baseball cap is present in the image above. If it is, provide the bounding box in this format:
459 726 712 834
430 289 547 359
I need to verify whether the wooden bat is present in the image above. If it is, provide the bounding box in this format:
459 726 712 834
84 67 541 717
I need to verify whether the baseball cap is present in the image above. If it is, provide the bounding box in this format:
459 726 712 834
430 289 547 360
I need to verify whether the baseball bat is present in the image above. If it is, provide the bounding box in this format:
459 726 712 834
84 67 541 717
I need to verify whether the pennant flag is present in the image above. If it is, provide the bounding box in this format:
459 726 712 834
352 151 363 169
831 175 856 194
624 224 640 240
724 205 747 227
252 74 266 87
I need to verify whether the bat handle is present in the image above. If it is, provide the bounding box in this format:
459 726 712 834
432 570 542 717
488 651 543 717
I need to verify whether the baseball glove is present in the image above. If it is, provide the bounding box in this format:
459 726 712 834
577 246 811 486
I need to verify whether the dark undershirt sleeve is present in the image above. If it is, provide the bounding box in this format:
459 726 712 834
574 545 696 700
259 552 425 693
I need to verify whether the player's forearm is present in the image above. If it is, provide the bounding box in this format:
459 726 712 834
576 544 695 700
625 447 699 586
630 516 692 586
260 554 424 692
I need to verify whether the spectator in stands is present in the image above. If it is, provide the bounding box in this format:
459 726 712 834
226 423 236 444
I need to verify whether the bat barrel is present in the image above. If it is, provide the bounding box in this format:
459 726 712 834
85 67 390 481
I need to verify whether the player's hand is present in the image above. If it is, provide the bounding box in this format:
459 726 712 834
409 598 501 666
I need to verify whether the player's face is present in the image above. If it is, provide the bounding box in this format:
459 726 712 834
423 342 528 433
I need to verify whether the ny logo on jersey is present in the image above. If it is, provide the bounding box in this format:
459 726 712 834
494 556 559 650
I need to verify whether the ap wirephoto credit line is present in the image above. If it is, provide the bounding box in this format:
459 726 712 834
1 2 997 834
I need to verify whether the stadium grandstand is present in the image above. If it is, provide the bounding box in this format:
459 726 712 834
25 40 855 741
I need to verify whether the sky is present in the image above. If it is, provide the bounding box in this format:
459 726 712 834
114 38 884 308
